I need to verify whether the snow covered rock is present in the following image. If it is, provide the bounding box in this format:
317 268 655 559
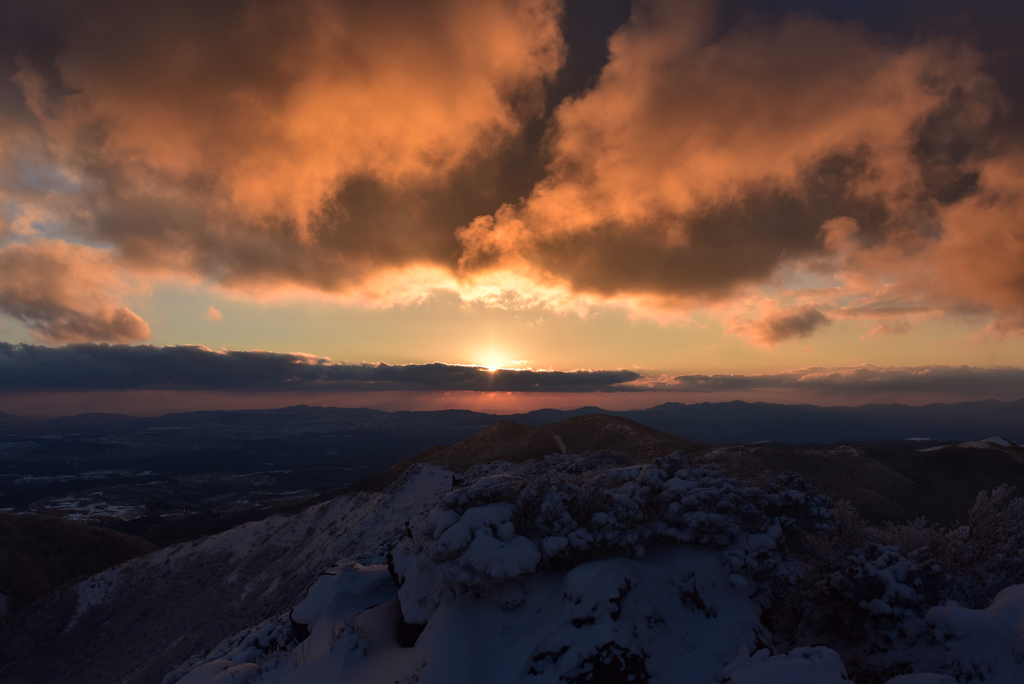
163 452 1024 684
720 646 850 683
169 546 777 684
165 452 833 684
869 584 1024 683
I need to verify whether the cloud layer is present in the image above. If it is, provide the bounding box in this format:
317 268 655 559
674 365 1024 396
3 343 1022 402
0 343 641 392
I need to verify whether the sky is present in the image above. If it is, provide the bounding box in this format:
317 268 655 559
1 0 1024 415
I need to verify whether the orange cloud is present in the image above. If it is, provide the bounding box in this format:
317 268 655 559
814 148 1024 336
1 0 1023 349
0 240 149 342
918 151 1024 333
34 0 563 232
455 0 1006 338
2 0 564 303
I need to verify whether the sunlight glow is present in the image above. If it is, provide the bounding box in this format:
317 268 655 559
480 349 509 373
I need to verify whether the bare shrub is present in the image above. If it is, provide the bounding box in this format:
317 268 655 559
869 517 950 561
821 499 868 564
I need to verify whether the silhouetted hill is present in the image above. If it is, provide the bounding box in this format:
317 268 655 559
613 399 1024 443
328 414 706 495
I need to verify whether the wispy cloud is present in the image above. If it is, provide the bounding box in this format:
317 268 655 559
725 305 831 347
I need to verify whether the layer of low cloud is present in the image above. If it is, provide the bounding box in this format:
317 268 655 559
0 343 641 392
673 365 1024 396
4 343 1022 402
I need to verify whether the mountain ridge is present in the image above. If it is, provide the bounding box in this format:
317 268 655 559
2 398 1024 443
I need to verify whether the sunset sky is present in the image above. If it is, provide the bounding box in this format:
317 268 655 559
2 0 1024 415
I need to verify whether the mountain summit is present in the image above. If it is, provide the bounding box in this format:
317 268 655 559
343 414 705 493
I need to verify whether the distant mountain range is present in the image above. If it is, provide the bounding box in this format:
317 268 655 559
3 397 1023 444
515 398 1024 444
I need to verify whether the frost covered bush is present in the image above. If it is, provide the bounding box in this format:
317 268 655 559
161 458 1024 684
943 485 1024 609
808 545 946 652
390 452 832 624
775 485 1024 683
871 517 949 562
814 499 869 567
829 486 1024 614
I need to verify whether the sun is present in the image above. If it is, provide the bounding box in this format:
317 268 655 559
480 349 507 372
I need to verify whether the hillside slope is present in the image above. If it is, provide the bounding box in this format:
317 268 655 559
697 441 1024 525
0 467 453 684
7 416 1024 683
0 514 155 624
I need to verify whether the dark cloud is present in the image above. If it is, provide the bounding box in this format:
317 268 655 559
456 1 1012 320
750 306 831 344
0 343 642 392
515 155 890 299
673 365 1024 394
4 344 1023 401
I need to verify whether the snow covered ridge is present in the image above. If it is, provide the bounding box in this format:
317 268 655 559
164 454 1024 684
919 435 1024 453
390 455 829 625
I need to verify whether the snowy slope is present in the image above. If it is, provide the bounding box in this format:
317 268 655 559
1 465 454 684
9 447 1024 684
162 452 1024 684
